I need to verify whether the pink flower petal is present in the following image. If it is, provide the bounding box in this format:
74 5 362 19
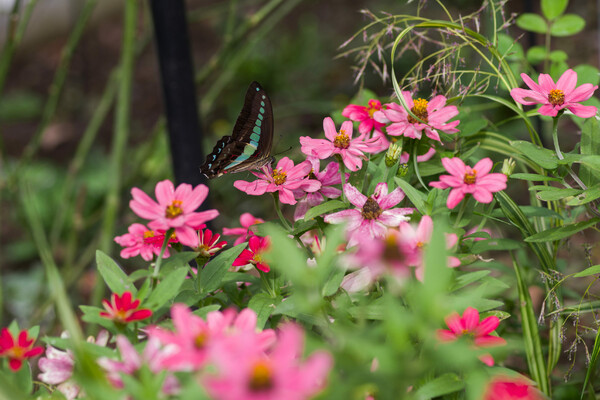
568 103 598 118
323 117 338 141
446 188 465 209
155 180 175 206
556 68 577 95
472 157 493 176
344 184 367 207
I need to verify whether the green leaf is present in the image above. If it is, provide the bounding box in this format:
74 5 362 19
511 173 561 182
580 119 600 186
415 373 464 400
394 177 426 214
542 0 568 19
549 50 568 62
525 218 600 242
303 200 346 221
516 13 548 34
471 238 523 253
574 64 600 86
145 267 188 309
551 14 585 36
451 270 491 291
291 219 317 236
457 118 487 137
533 187 582 201
321 265 346 297
490 205 563 219
248 293 282 329
582 317 600 398
159 252 197 275
526 46 548 65
573 265 600 278
199 243 246 294
566 184 600 206
96 250 135 295
510 140 558 169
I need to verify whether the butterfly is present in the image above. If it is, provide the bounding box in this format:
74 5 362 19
200 81 274 179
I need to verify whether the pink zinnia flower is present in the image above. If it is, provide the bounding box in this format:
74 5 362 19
0 328 44 371
232 235 271 273
114 223 177 261
429 157 507 209
397 216 460 281
193 228 227 258
293 158 348 220
510 69 598 118
300 117 381 171
437 307 506 366
483 376 544 400
147 305 275 371
342 99 387 135
129 180 219 247
324 182 413 247
39 331 109 400
204 323 332 400
234 157 321 205
222 213 265 246
98 335 179 395
398 147 436 164
99 291 152 324
374 92 459 142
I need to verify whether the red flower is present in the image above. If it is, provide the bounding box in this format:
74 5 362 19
0 328 44 371
194 228 227 258
100 292 152 324
437 307 506 366
232 235 271 273
483 376 544 400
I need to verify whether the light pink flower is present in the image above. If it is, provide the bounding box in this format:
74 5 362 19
293 158 348 220
38 331 109 400
98 335 179 395
129 180 219 247
438 307 506 366
324 182 413 247
232 235 271 273
374 92 459 142
510 69 598 118
114 223 177 261
204 323 332 400
398 147 436 164
483 376 544 400
223 213 265 246
430 158 507 209
397 216 460 281
234 157 321 205
300 117 381 171
193 228 227 258
147 305 275 371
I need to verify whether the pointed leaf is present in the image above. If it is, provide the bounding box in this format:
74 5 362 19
96 250 135 295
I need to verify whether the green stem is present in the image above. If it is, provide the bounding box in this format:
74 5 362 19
412 142 428 191
338 156 347 203
453 196 469 228
152 228 174 283
551 115 564 161
272 192 292 231
259 271 276 298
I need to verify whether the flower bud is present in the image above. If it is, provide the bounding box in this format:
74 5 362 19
396 163 409 177
501 158 515 176
385 143 402 167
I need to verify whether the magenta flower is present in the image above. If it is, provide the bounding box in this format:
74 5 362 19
234 157 321 205
342 99 387 135
223 213 265 246
374 92 459 142
324 182 413 247
129 180 219 247
430 158 507 209
293 158 348 220
193 228 227 258
114 223 177 261
204 323 332 400
38 331 109 400
98 336 179 395
510 69 598 118
300 117 381 171
397 216 460 281
99 291 152 324
483 376 544 400
438 307 506 366
0 328 44 371
147 305 275 371
232 235 271 273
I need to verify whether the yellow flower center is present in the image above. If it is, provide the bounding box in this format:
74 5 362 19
165 200 183 219
253 253 263 264
464 170 477 184
361 197 383 220
249 361 273 391
416 241 425 248
408 98 429 124
143 230 155 239
334 129 350 149
272 169 287 185
7 346 24 360
366 100 381 118
307 169 317 180
195 332 208 349
548 89 565 106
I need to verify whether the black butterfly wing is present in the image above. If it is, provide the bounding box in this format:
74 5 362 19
200 82 274 178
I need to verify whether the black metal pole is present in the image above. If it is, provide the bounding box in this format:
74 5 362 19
149 0 205 188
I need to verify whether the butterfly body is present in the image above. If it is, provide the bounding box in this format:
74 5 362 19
200 82 274 179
